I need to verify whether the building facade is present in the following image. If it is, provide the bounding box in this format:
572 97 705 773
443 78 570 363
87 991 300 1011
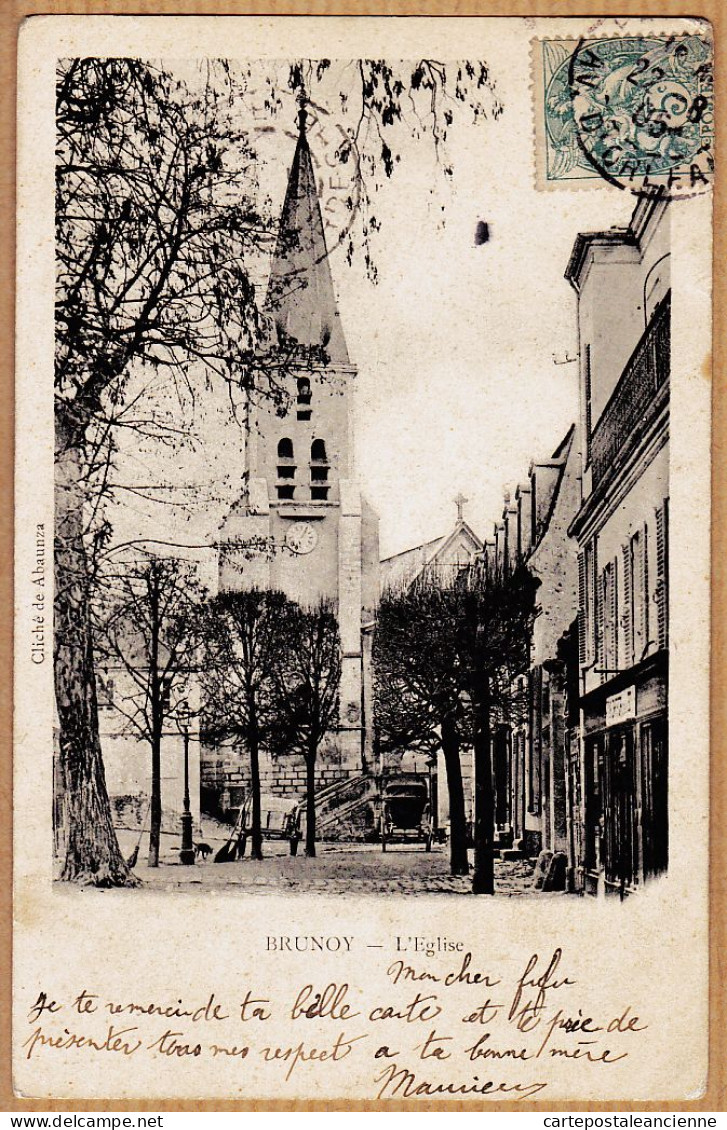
205 105 380 815
508 429 581 872
478 430 580 876
566 195 670 896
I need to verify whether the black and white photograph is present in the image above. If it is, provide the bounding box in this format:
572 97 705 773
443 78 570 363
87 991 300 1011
14 13 712 1102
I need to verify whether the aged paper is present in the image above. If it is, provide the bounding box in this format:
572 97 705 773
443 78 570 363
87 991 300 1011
14 14 712 1102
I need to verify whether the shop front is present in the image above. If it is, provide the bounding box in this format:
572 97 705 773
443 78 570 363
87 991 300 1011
581 653 668 897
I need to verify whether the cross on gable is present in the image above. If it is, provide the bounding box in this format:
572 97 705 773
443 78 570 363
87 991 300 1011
454 492 469 521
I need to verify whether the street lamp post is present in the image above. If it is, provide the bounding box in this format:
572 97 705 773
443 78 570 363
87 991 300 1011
177 702 196 866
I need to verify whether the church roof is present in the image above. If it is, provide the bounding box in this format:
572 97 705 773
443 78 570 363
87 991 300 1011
380 520 483 593
265 105 350 366
380 536 445 593
530 425 576 549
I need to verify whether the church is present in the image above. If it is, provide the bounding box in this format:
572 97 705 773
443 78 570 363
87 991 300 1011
203 104 380 815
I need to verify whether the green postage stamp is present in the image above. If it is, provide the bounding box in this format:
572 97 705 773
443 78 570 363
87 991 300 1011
533 33 714 194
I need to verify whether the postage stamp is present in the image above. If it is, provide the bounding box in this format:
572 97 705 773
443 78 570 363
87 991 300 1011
533 33 714 194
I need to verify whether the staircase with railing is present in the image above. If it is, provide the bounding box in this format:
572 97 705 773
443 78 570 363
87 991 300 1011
294 773 379 840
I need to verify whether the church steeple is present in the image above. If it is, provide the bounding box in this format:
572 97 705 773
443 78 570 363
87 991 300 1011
220 88 379 782
265 95 350 366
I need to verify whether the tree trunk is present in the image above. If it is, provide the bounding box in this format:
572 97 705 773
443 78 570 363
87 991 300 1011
148 722 162 868
148 576 162 868
440 714 469 876
54 409 136 886
472 678 495 895
249 726 263 860
305 743 317 858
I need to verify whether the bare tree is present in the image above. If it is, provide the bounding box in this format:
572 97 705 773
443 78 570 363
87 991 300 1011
374 578 472 877
452 563 540 895
55 59 279 884
270 601 341 858
94 555 206 867
202 589 291 860
55 56 501 884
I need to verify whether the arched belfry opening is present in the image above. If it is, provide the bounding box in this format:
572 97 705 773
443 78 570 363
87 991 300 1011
297 378 312 420
310 438 330 500
216 90 380 791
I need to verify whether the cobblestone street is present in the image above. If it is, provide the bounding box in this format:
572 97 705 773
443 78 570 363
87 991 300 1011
115 829 564 897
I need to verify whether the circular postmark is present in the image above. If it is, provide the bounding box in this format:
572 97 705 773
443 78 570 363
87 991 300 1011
566 35 713 198
252 96 362 271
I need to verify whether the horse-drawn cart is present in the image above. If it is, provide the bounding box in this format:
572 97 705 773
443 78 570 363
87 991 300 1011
377 771 433 852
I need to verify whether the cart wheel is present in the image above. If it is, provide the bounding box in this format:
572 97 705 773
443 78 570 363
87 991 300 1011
425 835 433 853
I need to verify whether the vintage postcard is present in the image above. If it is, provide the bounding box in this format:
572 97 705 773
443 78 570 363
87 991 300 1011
13 13 713 1103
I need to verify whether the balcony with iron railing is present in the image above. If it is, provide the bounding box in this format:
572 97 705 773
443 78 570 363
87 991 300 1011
590 292 670 489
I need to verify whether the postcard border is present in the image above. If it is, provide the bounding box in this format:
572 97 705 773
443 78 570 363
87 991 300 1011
2 0 725 1113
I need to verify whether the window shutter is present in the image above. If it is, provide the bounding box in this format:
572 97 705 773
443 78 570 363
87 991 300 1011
631 531 644 662
596 568 605 678
622 542 633 667
611 556 619 672
604 559 618 674
656 501 669 649
641 522 650 649
588 540 598 664
578 551 587 666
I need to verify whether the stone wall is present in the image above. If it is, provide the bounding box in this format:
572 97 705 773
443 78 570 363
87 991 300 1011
201 744 359 821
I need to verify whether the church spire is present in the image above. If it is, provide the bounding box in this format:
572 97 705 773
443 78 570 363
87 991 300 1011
265 93 350 366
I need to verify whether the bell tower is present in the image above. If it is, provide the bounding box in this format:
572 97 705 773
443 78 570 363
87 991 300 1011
219 99 379 771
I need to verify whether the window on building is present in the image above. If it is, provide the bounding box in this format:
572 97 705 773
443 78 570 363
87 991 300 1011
310 439 330 500
599 558 619 678
586 539 598 667
606 558 619 674
277 438 296 499
622 538 635 668
631 529 648 664
655 499 669 650
635 523 650 656
578 551 587 667
296 378 312 421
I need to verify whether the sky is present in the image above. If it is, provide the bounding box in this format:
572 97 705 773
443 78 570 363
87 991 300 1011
107 29 638 567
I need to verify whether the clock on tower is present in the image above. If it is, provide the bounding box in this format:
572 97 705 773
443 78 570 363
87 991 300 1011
286 522 318 555
218 99 380 774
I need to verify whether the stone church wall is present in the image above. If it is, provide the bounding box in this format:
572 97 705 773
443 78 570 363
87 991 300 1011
201 742 359 819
